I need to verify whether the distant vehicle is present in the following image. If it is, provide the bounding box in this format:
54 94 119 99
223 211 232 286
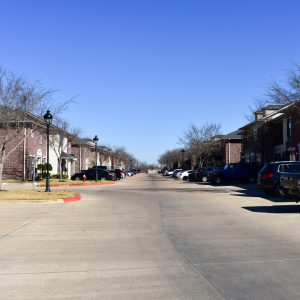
176 171 184 178
172 169 183 178
126 170 136 176
192 167 222 182
257 161 300 196
180 170 194 181
113 168 126 180
165 170 174 176
209 163 261 184
71 169 116 181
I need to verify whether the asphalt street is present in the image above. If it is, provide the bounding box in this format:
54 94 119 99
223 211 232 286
1 174 300 299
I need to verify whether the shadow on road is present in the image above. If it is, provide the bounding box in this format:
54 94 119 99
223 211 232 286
116 187 231 193
230 188 297 203
243 205 300 214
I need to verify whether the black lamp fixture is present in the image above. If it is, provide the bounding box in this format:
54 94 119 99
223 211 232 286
43 110 53 192
93 135 99 181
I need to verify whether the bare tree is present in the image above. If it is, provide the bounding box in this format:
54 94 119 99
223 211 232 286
247 64 300 119
111 145 137 170
0 68 55 189
0 67 72 189
158 149 182 169
179 123 222 167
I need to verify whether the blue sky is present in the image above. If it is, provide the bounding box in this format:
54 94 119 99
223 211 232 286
1 0 300 163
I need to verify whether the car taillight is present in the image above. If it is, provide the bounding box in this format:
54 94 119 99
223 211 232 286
260 172 273 179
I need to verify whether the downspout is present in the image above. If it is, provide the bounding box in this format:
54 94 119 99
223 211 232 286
23 127 27 181
228 139 231 164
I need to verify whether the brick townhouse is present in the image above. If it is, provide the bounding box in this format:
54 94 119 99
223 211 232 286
0 113 47 180
0 111 78 180
222 130 243 164
239 101 300 163
0 109 126 180
70 140 116 173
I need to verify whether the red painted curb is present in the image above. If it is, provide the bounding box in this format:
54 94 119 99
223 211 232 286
39 181 117 188
63 193 81 203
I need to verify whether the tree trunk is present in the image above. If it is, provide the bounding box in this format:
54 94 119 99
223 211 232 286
0 148 6 191
59 157 63 181
0 162 4 191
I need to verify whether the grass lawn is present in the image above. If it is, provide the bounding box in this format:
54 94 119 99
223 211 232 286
38 179 115 186
0 190 76 201
2 180 29 184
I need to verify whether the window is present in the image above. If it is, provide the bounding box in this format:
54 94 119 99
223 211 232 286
253 127 259 142
279 163 300 173
287 118 292 139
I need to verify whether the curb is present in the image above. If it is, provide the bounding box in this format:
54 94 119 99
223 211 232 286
63 193 81 203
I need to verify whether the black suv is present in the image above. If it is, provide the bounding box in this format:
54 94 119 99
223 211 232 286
257 161 300 196
209 163 261 184
71 168 116 181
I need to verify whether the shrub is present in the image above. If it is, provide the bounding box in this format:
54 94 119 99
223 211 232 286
51 174 68 179
35 174 43 181
37 163 53 175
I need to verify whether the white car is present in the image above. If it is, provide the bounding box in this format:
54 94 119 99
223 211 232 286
176 171 184 178
165 170 174 176
180 170 194 181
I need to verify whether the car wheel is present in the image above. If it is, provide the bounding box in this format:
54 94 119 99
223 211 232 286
202 176 208 182
74 176 80 181
183 176 187 181
100 177 105 181
214 177 222 184
274 184 285 197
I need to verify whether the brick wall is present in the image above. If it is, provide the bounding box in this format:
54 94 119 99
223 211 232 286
0 127 47 180
225 141 242 164
70 143 94 173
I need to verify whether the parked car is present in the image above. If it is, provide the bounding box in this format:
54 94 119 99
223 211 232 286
113 168 126 180
126 170 137 176
192 167 221 182
258 161 300 196
176 170 184 178
280 164 300 199
180 170 194 181
172 169 183 178
164 170 174 176
209 163 261 184
71 168 116 181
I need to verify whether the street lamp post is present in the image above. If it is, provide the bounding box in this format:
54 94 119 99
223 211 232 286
93 135 99 182
181 149 185 169
43 110 53 192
